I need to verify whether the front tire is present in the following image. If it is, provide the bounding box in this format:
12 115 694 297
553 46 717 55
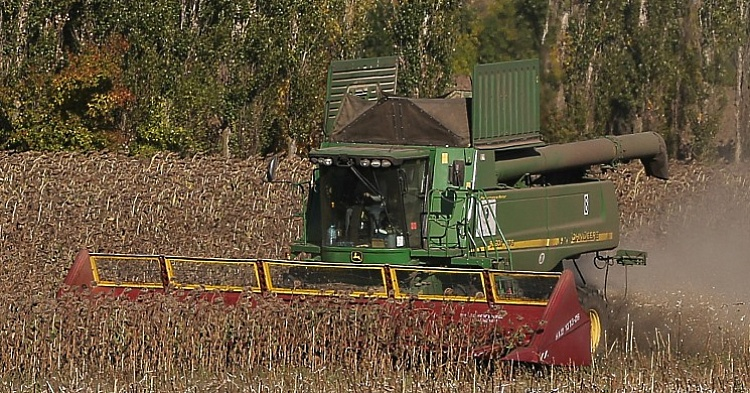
578 287 608 356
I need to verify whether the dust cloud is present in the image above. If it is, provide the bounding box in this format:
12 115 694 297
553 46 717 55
619 169 750 302
580 165 750 355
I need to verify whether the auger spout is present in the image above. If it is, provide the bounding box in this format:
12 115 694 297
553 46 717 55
495 132 669 184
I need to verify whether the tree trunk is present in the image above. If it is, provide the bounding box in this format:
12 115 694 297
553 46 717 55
738 37 750 161
221 127 231 159
541 0 559 45
736 1 749 162
286 136 297 159
15 1 30 68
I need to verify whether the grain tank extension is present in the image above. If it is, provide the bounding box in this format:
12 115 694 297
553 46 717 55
62 57 668 366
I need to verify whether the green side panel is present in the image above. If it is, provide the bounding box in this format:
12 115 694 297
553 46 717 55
325 56 399 135
473 181 620 272
471 151 498 190
424 147 474 252
545 181 620 255
474 187 549 269
471 59 541 148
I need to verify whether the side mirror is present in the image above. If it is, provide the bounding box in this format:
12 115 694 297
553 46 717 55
265 156 279 182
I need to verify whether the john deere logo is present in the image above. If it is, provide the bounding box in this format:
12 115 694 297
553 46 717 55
350 251 363 263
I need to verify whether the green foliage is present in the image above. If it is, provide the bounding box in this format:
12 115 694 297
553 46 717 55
364 0 463 97
699 0 747 85
476 0 545 63
130 99 195 156
450 6 480 76
542 0 745 160
0 0 748 161
0 33 132 151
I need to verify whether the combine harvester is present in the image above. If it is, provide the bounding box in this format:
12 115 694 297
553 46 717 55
62 57 668 366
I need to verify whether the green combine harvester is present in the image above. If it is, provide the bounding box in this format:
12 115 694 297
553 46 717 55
63 57 668 366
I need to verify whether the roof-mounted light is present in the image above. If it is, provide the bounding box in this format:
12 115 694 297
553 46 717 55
381 160 392 168
310 157 319 164
360 159 370 167
370 159 381 168
322 157 334 166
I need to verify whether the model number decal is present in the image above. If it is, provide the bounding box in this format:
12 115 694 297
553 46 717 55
555 312 581 340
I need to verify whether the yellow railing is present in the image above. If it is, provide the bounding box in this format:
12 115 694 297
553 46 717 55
166 257 261 292
88 253 559 305
263 261 388 298
489 272 559 305
390 267 487 302
90 254 164 289
90 254 261 292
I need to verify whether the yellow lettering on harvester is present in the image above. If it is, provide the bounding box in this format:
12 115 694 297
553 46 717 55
571 231 598 243
483 195 507 200
471 232 614 252
570 231 614 244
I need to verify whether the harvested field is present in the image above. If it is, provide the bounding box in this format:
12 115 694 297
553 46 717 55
1 151 749 391
604 161 750 370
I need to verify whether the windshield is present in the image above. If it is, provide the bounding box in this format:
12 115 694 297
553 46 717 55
318 159 427 249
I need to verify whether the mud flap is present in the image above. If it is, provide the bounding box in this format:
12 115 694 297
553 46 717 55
501 270 592 366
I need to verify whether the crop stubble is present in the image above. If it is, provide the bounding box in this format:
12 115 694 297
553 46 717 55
0 151 748 391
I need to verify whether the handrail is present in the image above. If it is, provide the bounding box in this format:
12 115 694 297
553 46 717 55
423 188 452 254
469 190 514 269
78 252 557 306
422 187 514 268
423 187 474 255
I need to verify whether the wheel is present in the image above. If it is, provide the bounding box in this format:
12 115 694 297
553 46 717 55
588 307 602 354
577 286 608 356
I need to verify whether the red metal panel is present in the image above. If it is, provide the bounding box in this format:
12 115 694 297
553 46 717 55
501 270 591 366
59 251 592 366
61 249 95 287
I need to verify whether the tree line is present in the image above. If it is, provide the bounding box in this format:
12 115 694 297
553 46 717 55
0 0 748 161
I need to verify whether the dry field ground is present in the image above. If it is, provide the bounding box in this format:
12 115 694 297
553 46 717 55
0 151 748 392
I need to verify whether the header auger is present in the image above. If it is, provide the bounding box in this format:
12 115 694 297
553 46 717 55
62 57 668 366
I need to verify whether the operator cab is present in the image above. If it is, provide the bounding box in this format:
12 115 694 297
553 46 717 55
310 150 429 250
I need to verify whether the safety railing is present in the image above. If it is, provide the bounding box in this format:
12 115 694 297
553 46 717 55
390 266 487 302
90 254 165 289
263 260 388 298
423 188 473 254
89 254 261 292
489 271 559 306
83 252 559 306
423 187 514 268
